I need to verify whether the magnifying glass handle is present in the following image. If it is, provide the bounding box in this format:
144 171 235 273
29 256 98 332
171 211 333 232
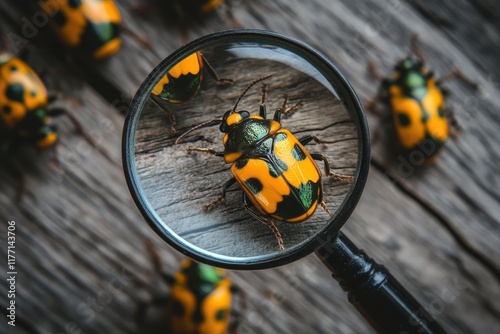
316 232 446 334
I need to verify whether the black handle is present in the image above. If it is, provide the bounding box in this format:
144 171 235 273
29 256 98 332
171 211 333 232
316 232 446 334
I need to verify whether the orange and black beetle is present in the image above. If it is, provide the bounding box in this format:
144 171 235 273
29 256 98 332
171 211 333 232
0 53 59 150
39 0 122 59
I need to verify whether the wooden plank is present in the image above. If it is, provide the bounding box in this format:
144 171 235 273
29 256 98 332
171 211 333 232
0 0 499 333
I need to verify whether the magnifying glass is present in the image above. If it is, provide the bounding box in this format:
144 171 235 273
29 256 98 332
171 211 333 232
123 30 445 333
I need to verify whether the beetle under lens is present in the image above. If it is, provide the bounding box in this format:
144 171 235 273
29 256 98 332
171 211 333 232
124 30 369 269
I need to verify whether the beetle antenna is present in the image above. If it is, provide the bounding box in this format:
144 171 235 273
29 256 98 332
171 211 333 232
175 119 221 144
410 33 425 63
231 74 273 113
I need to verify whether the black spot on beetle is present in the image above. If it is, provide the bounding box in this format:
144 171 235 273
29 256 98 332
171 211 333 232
9 65 17 72
170 298 185 317
266 153 289 178
235 158 248 170
438 107 445 118
292 144 306 161
398 113 411 126
6 84 24 103
215 308 228 321
52 12 67 26
275 132 287 142
245 178 263 195
274 156 288 173
267 162 279 177
3 106 11 114
274 180 321 220
68 0 82 8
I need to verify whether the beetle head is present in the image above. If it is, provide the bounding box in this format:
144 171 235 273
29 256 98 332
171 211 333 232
220 110 250 133
395 57 423 74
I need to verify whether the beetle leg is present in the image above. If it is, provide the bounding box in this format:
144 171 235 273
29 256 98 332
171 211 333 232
364 82 386 116
410 33 426 65
437 68 479 91
446 107 462 139
151 98 177 133
366 60 391 114
320 201 333 217
273 108 282 122
242 193 285 251
299 135 323 146
437 68 459 85
145 239 162 273
47 93 59 104
201 54 234 86
259 84 268 119
145 239 175 285
279 93 303 117
187 147 224 157
204 177 237 211
228 283 246 334
121 25 152 49
48 107 96 147
310 153 354 182
367 60 383 81
135 242 172 330
299 134 346 145
371 126 383 145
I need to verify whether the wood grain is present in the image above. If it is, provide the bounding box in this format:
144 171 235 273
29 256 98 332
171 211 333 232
0 0 499 333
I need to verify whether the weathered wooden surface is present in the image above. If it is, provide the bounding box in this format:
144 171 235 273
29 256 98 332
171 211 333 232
1 0 499 333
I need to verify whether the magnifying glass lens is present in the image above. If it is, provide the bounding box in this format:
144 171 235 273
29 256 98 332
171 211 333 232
126 31 368 269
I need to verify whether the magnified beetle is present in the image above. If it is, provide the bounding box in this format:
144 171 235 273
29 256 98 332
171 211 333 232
151 52 233 133
366 34 477 164
176 75 354 250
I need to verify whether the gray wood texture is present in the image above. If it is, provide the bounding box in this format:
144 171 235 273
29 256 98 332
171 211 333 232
1 0 499 333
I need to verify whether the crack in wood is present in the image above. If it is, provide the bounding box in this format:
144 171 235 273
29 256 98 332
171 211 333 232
371 157 500 283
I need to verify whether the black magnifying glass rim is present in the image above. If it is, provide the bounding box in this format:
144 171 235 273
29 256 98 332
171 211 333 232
123 29 370 270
